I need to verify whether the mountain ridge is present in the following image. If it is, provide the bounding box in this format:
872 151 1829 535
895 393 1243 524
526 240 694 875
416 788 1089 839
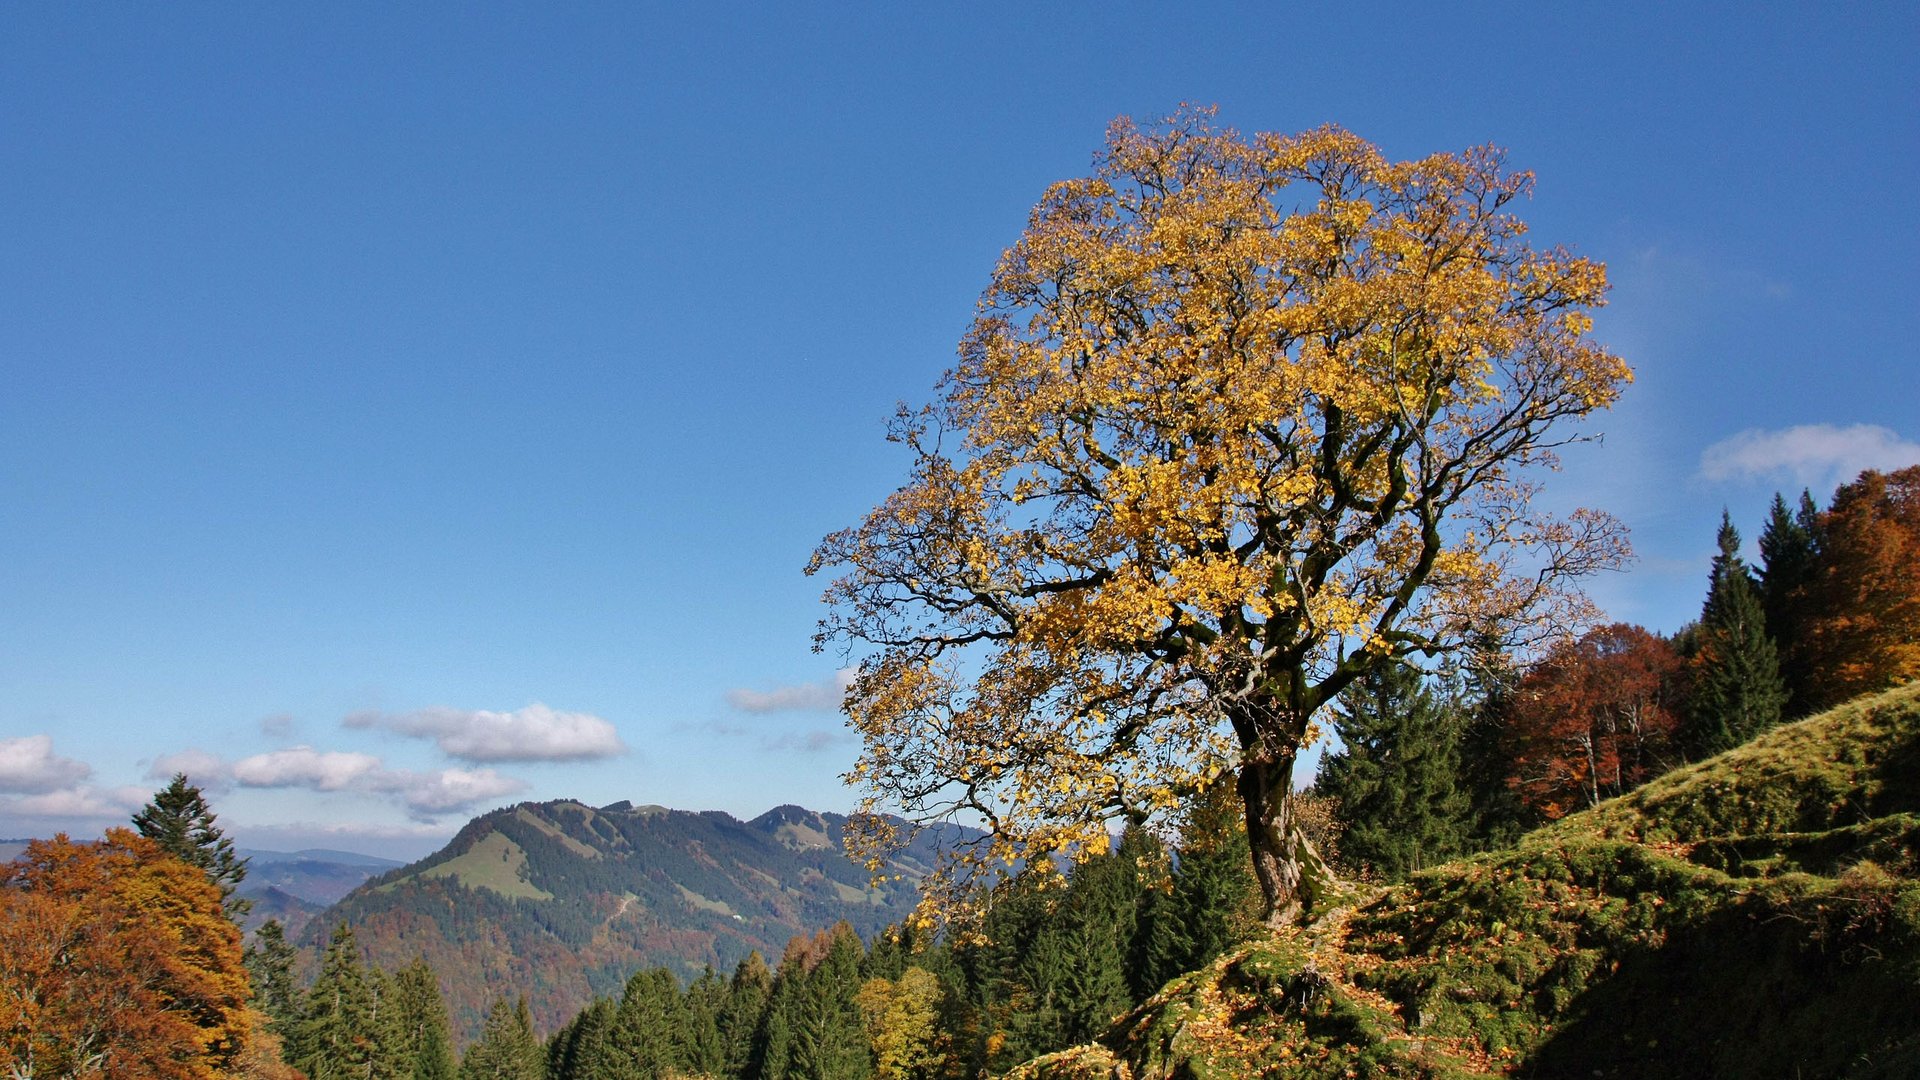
301 798 973 1040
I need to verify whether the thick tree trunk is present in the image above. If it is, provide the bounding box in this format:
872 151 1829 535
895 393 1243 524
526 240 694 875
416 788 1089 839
1239 740 1335 928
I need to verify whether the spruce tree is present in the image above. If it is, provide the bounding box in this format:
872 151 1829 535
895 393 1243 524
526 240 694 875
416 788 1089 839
387 959 455 1080
723 951 774 1080
1314 661 1473 881
288 925 381 1080
789 925 871 1080
1684 512 1787 757
457 999 542 1080
244 918 301 1032
132 772 250 920
589 967 689 1079
545 998 614 1080
1759 490 1821 715
1134 779 1255 998
682 966 729 1078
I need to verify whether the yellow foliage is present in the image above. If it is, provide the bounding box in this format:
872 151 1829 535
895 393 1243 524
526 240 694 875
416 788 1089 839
813 106 1630 926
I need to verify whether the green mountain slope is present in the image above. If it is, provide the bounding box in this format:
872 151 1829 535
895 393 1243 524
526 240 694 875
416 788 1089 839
1014 680 1920 1079
303 799 967 1040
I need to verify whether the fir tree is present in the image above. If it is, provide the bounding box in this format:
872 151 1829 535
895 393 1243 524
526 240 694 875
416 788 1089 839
588 967 688 1079
132 772 250 920
1314 662 1475 880
1759 489 1821 715
1684 512 1787 757
1134 780 1255 998
457 999 542 1080
387 959 455 1080
723 951 774 1080
244 918 301 1032
789 925 871 1080
288 924 381 1080
682 966 730 1078
545 998 614 1080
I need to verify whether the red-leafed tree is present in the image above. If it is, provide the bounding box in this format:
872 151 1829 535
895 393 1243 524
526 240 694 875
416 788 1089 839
1800 465 1920 710
0 829 256 1080
1504 624 1683 819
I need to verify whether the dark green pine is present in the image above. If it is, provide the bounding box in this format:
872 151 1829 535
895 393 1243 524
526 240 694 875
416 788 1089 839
1685 512 1788 757
132 772 251 920
1315 661 1475 881
1758 489 1821 715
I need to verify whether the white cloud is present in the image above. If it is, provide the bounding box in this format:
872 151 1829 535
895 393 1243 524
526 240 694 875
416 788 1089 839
259 713 296 738
0 735 92 794
726 668 857 714
233 746 385 791
343 703 625 763
373 767 527 816
219 746 526 821
1 784 146 819
1701 424 1920 492
146 749 235 792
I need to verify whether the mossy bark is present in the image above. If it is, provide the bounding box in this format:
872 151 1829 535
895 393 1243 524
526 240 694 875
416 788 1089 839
1239 735 1336 927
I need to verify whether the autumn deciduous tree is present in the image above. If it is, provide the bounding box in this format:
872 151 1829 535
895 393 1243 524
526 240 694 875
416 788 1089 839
1801 465 1920 709
1504 624 1682 819
0 830 255 1080
811 108 1631 925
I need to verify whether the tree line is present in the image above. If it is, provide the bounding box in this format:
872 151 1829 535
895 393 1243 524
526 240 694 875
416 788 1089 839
1313 464 1920 879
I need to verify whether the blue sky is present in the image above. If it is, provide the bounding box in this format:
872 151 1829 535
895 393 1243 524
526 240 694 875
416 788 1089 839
3 3 1915 858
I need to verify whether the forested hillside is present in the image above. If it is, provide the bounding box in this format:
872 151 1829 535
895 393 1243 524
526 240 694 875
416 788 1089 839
301 800 972 1038
1017 680 1920 1078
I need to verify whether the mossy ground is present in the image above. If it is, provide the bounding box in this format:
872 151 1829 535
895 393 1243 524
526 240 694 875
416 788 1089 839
1012 682 1920 1079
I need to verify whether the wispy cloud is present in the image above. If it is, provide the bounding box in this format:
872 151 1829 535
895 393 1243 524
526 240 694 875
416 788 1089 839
343 703 626 763
726 668 857 714
1700 423 1920 492
0 735 92 794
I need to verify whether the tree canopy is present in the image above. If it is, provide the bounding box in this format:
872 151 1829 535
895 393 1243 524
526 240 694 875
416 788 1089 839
811 108 1631 925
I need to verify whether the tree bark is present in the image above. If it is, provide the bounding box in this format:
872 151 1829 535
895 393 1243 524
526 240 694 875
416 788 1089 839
1239 738 1334 927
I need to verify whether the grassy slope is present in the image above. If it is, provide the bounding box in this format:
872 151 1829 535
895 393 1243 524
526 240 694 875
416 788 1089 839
1013 681 1920 1080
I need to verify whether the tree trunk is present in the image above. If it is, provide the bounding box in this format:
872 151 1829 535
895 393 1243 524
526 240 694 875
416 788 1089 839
1238 740 1334 928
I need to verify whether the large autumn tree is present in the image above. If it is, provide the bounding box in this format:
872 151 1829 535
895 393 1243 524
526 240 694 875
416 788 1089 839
1801 465 1920 709
0 830 256 1080
811 109 1630 925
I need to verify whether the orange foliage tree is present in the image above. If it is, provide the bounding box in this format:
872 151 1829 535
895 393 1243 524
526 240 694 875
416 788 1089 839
1504 624 1682 818
0 829 255 1080
1801 465 1920 709
811 108 1631 926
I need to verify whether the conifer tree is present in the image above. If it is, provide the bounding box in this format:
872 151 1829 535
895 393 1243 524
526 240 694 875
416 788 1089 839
790 925 871 1080
724 951 774 1080
387 958 455 1080
682 966 730 1078
1759 489 1821 715
545 998 615 1080
1683 513 1787 757
289 924 382 1080
457 998 542 1080
132 772 251 920
1134 780 1256 998
1314 662 1474 880
1454 650 1536 848
588 967 689 1079
245 918 302 1032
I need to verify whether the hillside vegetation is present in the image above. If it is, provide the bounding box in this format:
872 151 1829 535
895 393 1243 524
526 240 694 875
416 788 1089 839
1013 680 1920 1079
304 800 966 1039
